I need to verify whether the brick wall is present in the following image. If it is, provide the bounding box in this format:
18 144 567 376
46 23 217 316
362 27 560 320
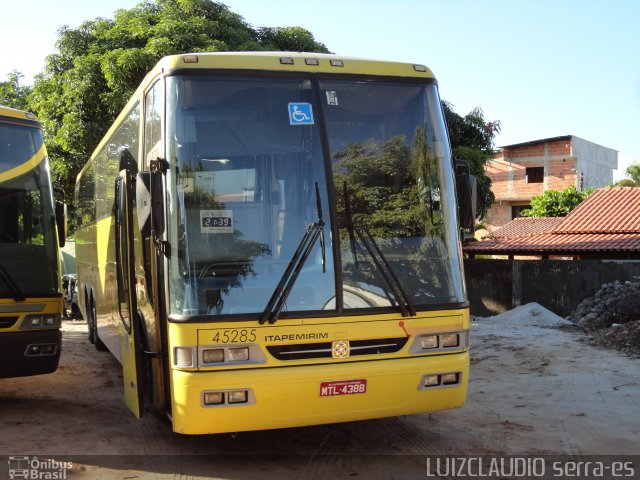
485 202 511 228
486 138 578 228
548 158 577 190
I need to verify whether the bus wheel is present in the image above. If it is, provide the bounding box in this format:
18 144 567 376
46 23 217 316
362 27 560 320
90 297 108 352
87 291 95 344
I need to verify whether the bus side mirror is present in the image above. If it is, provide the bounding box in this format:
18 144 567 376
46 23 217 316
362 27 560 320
455 160 477 232
55 201 67 247
136 170 165 237
136 172 152 237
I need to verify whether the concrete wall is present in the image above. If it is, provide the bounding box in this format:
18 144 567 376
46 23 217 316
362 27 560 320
572 136 618 188
464 259 640 317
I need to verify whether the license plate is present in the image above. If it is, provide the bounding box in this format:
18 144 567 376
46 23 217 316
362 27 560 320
320 379 367 397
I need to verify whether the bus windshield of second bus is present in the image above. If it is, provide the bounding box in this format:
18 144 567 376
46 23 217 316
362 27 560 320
0 107 64 379
166 75 464 319
0 122 59 299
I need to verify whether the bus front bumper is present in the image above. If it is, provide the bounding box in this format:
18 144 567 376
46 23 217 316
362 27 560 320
0 330 61 378
170 351 469 435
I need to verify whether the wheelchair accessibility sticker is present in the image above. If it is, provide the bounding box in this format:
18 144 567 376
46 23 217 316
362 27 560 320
288 103 314 125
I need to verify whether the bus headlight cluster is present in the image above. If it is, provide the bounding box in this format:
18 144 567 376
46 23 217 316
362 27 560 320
25 343 58 357
419 372 461 389
410 330 469 354
173 345 266 369
20 314 61 330
419 333 458 349
202 347 249 364
202 389 254 407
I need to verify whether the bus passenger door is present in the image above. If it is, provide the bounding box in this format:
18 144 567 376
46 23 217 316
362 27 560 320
115 171 144 418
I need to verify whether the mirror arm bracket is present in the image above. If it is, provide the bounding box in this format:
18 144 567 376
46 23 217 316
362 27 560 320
150 157 169 174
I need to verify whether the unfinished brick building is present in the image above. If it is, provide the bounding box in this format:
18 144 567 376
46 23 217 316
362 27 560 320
485 135 618 229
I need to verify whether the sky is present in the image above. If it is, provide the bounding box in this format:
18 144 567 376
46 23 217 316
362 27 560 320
1 0 638 180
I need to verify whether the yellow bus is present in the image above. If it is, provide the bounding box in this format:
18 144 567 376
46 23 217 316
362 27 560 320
75 52 472 434
0 105 65 378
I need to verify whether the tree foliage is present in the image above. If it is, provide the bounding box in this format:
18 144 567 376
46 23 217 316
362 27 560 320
0 71 32 111
521 185 594 218
28 0 329 211
442 102 500 220
623 163 640 186
617 178 639 187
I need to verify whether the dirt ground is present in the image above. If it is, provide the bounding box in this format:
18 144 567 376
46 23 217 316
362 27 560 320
1 303 639 479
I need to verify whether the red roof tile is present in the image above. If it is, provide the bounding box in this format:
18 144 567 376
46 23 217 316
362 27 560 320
552 187 640 234
465 187 640 255
465 233 640 254
491 217 563 238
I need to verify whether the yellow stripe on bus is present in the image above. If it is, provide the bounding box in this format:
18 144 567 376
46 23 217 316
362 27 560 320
0 143 46 182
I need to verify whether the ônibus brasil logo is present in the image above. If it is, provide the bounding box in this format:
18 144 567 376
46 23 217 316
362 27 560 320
8 456 72 479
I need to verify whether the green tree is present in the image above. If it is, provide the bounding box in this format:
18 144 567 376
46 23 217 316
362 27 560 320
623 163 640 185
29 0 329 221
0 71 32 111
442 102 500 220
521 185 594 217
617 178 639 187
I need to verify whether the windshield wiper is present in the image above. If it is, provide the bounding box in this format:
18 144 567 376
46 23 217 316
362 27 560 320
260 183 326 324
342 183 416 317
343 182 358 268
0 261 26 302
355 227 416 317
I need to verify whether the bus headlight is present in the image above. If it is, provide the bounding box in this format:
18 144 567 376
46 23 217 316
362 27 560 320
420 335 439 349
441 372 459 385
202 348 225 364
441 333 459 348
228 390 248 404
203 391 224 405
423 374 440 386
228 347 249 362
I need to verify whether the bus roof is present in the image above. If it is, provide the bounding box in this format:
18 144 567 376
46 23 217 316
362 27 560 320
0 105 40 123
156 52 436 79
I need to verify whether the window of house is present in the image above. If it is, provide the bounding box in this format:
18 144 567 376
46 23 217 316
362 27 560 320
512 204 531 219
526 166 544 183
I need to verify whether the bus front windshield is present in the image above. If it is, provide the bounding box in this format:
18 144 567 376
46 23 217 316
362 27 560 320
0 123 59 298
166 75 464 318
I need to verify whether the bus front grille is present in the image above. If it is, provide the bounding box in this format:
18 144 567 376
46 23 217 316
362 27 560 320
266 337 408 361
0 317 18 328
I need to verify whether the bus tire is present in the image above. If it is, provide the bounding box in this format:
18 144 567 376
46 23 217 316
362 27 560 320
86 290 95 345
90 295 108 352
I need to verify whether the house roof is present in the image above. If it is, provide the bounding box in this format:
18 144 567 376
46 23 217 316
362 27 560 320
465 232 640 254
466 187 640 255
552 187 640 234
499 135 572 150
490 217 564 238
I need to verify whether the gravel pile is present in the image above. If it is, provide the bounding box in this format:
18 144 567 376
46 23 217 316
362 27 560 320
566 281 640 355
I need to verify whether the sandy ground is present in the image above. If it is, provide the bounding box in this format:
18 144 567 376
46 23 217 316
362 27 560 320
1 303 639 479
